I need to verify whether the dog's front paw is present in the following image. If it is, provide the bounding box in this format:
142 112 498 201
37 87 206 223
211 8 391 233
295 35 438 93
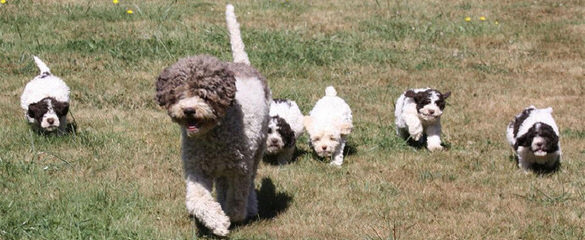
410 130 423 141
209 213 231 237
427 144 443 152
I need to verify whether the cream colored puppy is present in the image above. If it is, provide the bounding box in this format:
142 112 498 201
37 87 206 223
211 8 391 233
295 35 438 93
304 86 352 166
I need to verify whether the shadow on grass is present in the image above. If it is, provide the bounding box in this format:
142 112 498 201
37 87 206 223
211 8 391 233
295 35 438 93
403 135 451 151
508 153 561 175
263 147 309 166
193 177 293 238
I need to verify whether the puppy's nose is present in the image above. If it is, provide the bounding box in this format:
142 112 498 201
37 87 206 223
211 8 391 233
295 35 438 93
428 109 435 115
183 108 196 115
271 139 279 144
321 146 327 151
47 118 54 124
535 142 543 147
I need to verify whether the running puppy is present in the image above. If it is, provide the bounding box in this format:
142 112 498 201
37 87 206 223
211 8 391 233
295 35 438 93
395 88 450 151
20 56 70 134
506 106 561 172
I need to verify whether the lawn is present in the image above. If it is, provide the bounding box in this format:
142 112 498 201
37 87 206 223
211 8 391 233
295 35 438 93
1 0 584 239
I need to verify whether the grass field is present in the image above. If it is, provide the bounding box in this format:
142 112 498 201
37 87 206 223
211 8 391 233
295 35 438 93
1 0 584 239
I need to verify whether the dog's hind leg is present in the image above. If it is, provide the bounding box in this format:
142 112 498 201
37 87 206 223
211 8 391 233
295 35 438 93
185 173 230 236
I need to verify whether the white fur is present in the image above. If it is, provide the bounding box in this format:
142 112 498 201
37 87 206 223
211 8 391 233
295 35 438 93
506 106 561 171
269 100 304 138
394 88 445 151
266 99 305 164
20 56 70 132
226 4 250 65
305 86 352 166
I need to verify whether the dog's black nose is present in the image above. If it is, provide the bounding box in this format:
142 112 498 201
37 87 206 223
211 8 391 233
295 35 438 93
47 118 54 124
271 139 279 144
183 108 196 115
428 109 435 115
535 142 543 147
321 146 327 150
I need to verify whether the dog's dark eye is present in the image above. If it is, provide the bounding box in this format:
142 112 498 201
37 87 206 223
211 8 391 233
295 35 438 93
267 128 273 134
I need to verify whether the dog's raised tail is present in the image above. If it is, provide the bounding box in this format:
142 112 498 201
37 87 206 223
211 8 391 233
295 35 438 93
226 4 250 65
33 56 51 76
325 86 337 97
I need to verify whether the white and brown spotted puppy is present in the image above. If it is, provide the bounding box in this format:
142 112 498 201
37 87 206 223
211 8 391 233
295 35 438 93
155 4 270 237
394 88 450 151
20 56 70 134
506 106 561 172
265 99 304 165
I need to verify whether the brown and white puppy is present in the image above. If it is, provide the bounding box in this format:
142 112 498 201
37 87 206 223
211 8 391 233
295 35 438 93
506 106 561 172
20 56 70 134
394 88 450 151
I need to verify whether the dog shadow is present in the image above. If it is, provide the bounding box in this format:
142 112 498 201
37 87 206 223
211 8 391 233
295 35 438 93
404 135 451 151
194 177 292 238
262 148 309 166
33 122 78 136
508 154 561 175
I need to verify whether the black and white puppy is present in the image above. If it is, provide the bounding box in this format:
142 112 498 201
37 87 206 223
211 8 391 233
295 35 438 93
266 99 304 165
394 88 450 151
20 56 70 133
506 106 561 172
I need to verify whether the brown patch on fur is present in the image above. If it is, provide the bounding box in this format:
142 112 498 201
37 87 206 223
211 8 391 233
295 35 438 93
156 55 237 118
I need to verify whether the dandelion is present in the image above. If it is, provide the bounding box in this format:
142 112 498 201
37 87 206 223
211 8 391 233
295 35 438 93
127 9 133 14
0 0 6 4
112 0 119 4
479 16 486 21
464 16 471 22
495 21 499 25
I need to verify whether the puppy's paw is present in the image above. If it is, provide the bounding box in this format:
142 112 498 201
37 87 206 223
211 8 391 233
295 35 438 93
427 144 443 152
410 130 423 141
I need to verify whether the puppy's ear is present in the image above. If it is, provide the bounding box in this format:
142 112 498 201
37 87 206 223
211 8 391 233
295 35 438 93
442 91 451 99
544 107 553 114
303 116 313 130
404 90 416 98
54 102 69 116
27 103 38 118
338 122 353 136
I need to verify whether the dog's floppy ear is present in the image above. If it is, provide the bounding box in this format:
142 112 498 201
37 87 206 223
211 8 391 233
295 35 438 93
303 116 313 130
442 91 451 99
404 90 416 98
544 107 553 114
338 122 353 136
54 101 69 116
27 103 39 118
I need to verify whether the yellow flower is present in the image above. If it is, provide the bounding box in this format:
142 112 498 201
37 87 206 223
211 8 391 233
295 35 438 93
479 16 486 21
495 21 499 25
0 0 6 4
127 9 133 14
113 0 118 4
464 17 471 22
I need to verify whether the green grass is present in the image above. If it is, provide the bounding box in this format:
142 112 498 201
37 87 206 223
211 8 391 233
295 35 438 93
1 0 585 239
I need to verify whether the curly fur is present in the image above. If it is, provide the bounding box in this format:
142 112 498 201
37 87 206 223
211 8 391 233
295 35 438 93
156 55 237 119
155 4 270 237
